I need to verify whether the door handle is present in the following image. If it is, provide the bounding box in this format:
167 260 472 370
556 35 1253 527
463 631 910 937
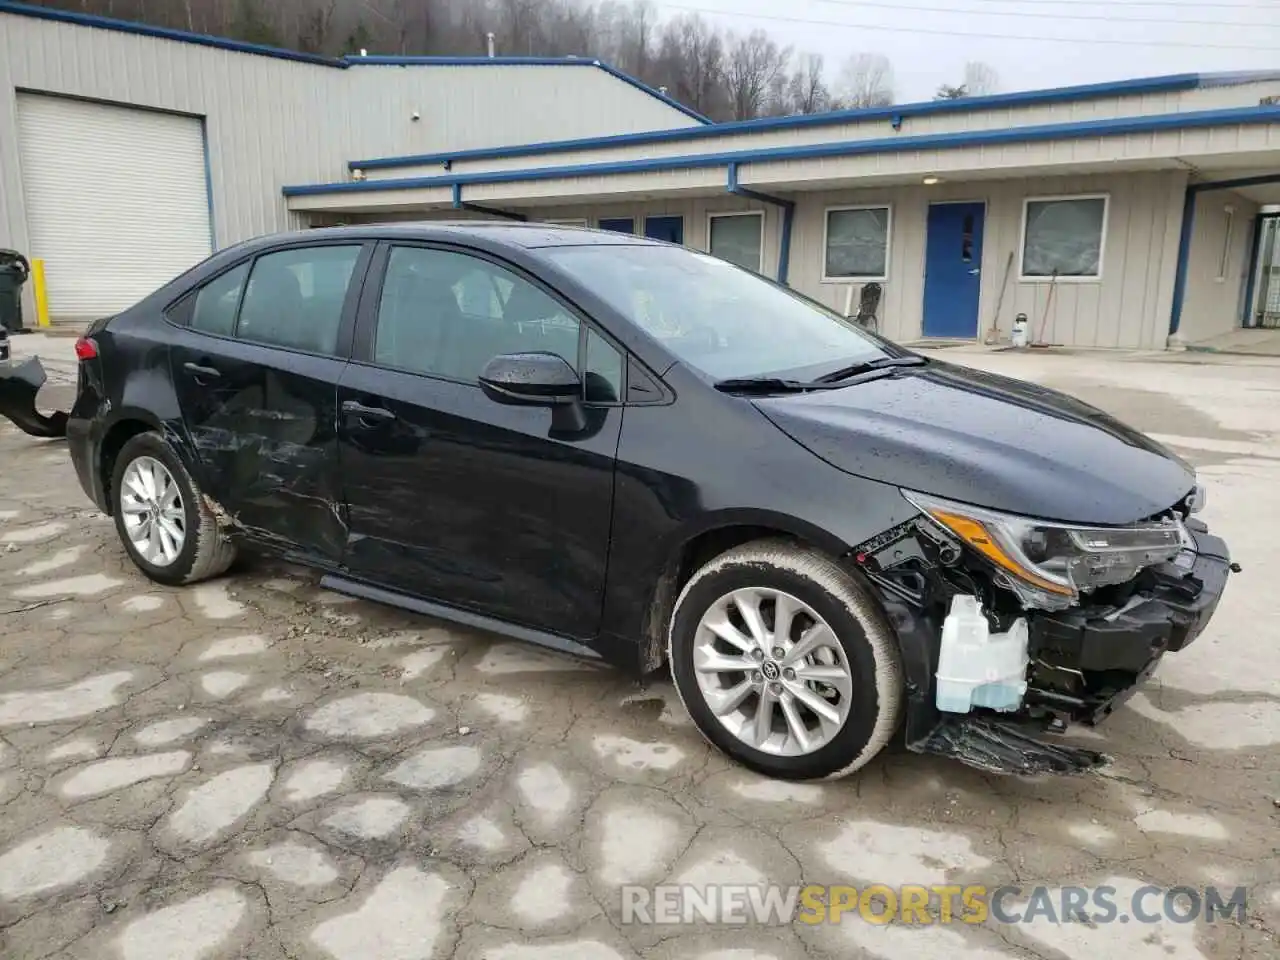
341 399 396 423
183 361 221 380
968 268 981 275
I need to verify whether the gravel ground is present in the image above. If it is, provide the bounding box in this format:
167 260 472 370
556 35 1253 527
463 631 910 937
0 340 1277 959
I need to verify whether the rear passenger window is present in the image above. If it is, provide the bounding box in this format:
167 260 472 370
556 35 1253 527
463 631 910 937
236 246 361 355
375 246 579 383
187 262 249 336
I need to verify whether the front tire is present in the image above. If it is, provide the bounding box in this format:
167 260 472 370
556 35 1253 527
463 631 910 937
110 432 236 586
668 539 903 780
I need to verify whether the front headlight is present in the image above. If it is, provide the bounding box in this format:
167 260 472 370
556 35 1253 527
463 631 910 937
902 490 1184 607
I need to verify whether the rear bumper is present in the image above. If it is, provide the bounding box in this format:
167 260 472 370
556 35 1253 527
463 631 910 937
0 357 68 439
1025 522 1232 725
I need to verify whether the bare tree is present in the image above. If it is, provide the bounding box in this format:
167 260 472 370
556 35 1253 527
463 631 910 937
496 0 542 56
963 60 999 96
835 52 894 109
786 52 830 115
656 13 725 118
628 0 657 82
723 29 791 121
762 68 792 118
295 0 338 54
356 0 410 53
935 83 967 100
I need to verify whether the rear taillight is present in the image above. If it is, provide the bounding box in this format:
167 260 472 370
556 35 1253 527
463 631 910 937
74 337 98 361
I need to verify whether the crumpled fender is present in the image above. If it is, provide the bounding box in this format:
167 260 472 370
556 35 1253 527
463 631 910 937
0 357 69 438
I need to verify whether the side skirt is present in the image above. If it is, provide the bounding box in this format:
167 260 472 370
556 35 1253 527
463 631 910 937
319 573 605 664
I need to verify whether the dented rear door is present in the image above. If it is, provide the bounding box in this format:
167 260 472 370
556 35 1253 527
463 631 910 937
168 333 350 562
165 241 372 564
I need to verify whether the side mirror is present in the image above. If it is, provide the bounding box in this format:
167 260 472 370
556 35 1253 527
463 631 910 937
479 352 582 406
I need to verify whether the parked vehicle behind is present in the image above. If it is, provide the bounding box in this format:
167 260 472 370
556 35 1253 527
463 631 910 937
0 223 1234 780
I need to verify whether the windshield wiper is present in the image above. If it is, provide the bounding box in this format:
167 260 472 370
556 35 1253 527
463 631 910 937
716 356 928 394
713 377 835 395
815 355 927 384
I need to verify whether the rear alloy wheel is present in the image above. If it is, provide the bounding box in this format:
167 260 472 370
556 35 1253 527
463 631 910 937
119 456 186 568
669 539 903 780
111 432 236 586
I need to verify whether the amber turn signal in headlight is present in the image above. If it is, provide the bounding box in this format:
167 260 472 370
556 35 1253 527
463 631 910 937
903 490 1184 606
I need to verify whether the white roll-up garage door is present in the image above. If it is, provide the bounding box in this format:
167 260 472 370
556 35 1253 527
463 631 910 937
16 94 212 322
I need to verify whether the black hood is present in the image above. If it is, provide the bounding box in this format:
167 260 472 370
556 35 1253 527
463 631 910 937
753 360 1194 525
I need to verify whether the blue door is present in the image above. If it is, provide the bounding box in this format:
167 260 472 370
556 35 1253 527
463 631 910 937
598 218 634 234
644 216 684 245
923 202 985 338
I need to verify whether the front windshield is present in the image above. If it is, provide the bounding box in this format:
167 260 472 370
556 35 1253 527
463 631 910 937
542 244 893 381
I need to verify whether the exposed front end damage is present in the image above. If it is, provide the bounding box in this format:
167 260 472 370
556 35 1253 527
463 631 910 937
852 494 1236 776
0 357 68 438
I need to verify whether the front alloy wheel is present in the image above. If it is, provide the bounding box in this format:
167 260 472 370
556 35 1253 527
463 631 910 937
693 587 854 757
669 540 903 780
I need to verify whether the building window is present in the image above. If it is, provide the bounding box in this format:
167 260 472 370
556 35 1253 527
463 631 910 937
598 218 635 234
823 206 891 281
708 212 764 272
1020 195 1108 280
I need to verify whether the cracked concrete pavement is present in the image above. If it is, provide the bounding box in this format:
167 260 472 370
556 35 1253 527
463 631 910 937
0 343 1277 959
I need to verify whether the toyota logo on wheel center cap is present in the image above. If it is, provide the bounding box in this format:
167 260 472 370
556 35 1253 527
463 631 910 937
761 660 781 681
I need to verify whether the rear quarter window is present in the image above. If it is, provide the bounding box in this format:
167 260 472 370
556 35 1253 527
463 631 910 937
166 262 249 336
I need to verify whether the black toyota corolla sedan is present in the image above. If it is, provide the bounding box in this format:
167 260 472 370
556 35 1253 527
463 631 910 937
0 223 1234 780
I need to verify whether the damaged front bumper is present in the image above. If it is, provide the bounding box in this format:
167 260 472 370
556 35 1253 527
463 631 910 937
0 357 69 439
861 515 1235 776
1021 521 1231 727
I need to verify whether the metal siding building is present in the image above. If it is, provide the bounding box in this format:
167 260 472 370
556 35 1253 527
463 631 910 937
292 74 1280 351
3 3 1279 350
0 2 701 321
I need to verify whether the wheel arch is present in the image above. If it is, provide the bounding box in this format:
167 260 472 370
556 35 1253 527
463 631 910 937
639 510 855 674
97 410 189 516
664 535 905 779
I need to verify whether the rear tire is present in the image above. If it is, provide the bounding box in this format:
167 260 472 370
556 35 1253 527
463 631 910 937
110 432 236 586
668 539 903 780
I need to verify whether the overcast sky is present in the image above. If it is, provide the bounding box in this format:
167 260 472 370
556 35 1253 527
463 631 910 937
648 0 1280 102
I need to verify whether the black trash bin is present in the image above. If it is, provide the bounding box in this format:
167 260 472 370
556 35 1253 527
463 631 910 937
0 250 31 335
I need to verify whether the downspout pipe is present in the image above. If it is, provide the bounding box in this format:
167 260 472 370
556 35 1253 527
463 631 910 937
1239 213 1265 330
727 163 796 286
452 184 528 221
1168 189 1198 341
1169 173 1280 341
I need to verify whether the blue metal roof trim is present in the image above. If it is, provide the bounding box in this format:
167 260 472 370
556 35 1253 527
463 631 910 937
591 61 713 125
0 1 711 122
288 104 1280 197
347 55 603 66
348 72 1218 172
344 54 711 124
1194 71 1280 88
0 0 343 66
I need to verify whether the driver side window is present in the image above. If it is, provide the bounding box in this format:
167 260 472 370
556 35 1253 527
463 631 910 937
374 246 586 386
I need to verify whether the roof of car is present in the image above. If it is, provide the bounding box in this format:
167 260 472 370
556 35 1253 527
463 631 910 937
268 221 662 250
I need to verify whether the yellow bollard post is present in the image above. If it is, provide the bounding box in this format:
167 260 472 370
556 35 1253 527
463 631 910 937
30 258 50 328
